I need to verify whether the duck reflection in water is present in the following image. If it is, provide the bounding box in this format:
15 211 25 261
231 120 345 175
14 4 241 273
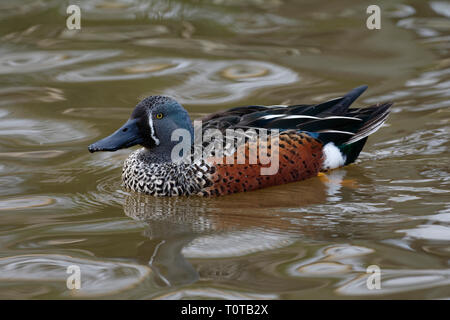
122 170 353 287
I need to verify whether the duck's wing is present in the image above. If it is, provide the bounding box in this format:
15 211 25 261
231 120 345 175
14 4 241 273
199 105 289 132
199 86 392 166
200 85 391 144
199 85 369 126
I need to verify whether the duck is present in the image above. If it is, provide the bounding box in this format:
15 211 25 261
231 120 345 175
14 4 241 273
88 85 392 196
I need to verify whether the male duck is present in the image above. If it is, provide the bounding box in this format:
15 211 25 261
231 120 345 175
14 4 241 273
88 85 392 196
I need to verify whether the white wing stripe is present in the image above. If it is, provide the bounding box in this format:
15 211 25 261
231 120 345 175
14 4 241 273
259 115 362 121
316 129 355 135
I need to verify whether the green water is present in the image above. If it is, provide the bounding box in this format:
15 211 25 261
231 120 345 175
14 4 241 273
0 0 449 299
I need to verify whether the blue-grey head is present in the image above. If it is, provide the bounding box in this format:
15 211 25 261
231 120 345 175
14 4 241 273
88 96 193 161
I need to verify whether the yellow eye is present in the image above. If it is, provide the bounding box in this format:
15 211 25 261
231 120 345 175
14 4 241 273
156 113 163 119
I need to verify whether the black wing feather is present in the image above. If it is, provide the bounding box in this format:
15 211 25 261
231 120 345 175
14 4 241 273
199 86 392 146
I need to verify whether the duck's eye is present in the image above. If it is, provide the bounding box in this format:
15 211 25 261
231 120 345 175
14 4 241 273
155 113 163 119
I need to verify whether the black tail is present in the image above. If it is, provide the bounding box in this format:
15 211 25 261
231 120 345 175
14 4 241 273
289 86 392 165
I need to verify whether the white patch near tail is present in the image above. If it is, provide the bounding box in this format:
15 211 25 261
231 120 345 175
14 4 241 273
322 142 346 170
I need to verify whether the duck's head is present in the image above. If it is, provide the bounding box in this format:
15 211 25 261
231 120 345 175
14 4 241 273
88 96 193 157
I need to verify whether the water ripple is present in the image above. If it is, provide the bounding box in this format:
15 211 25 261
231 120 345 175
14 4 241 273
56 58 192 82
60 25 169 41
286 244 374 278
0 87 65 107
64 0 152 20
0 254 150 298
182 230 295 258
153 288 278 300
386 4 416 18
397 17 450 38
57 57 298 104
0 50 120 74
398 224 450 241
430 2 450 18
0 196 55 211
69 0 298 34
0 1 49 20
164 59 299 104
0 118 94 146
336 269 450 296
370 127 449 158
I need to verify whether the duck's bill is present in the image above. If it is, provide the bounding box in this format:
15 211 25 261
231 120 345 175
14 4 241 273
88 119 143 153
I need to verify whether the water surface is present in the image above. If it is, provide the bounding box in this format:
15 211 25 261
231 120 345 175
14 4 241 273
0 0 449 299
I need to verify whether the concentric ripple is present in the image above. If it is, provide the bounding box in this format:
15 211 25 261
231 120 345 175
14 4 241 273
164 59 299 104
56 58 298 104
0 196 55 211
0 87 64 107
0 50 120 74
0 118 94 146
286 244 375 278
0 254 150 297
56 58 192 82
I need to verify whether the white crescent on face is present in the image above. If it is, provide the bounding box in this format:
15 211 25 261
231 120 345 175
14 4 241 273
148 111 160 146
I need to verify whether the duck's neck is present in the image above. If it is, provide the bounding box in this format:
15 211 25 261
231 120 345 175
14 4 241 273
139 145 174 163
